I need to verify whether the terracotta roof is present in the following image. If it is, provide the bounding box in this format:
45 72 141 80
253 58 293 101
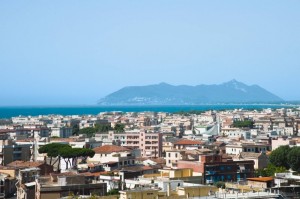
212 141 226 146
51 172 79 177
119 165 154 172
7 161 45 168
50 138 76 142
247 177 274 182
15 138 35 142
174 139 204 145
148 158 166 164
93 145 131 154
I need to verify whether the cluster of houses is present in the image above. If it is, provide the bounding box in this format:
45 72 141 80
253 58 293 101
0 108 300 198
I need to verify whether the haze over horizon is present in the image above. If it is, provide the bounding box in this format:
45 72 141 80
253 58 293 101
1 1 299 106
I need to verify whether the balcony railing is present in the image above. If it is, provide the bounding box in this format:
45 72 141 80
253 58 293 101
206 171 217 175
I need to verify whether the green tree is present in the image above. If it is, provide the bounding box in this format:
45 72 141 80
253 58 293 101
79 127 96 137
39 143 95 170
232 120 254 128
72 124 80 135
95 124 112 133
107 189 119 195
255 164 287 177
38 143 71 171
269 145 291 169
114 123 125 133
287 147 300 172
214 181 225 189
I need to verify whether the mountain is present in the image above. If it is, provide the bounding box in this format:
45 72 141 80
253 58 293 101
98 80 284 105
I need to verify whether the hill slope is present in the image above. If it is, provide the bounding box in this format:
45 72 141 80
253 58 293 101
98 80 283 105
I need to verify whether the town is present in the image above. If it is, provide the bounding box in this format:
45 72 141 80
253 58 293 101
0 108 300 199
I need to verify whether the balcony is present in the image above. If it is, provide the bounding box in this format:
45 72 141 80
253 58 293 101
237 169 250 173
206 171 217 175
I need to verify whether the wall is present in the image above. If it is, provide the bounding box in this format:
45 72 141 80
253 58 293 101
177 161 201 173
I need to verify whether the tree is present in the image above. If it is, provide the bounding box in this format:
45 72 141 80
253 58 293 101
114 123 125 133
232 120 254 128
72 124 80 135
269 145 291 169
79 127 96 137
255 164 287 177
59 147 76 169
39 143 95 170
38 143 71 171
95 124 112 133
214 181 225 189
287 147 300 172
107 189 119 195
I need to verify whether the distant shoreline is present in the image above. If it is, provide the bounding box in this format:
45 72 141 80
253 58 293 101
0 102 299 108
0 104 298 119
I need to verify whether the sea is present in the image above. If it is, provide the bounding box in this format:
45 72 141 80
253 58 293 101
0 104 297 118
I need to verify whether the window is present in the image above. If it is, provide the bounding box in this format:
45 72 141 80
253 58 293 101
168 153 171 157
175 153 178 158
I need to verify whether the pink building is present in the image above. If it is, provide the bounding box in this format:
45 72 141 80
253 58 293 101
111 130 163 158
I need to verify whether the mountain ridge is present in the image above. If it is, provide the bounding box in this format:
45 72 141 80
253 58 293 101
98 80 284 105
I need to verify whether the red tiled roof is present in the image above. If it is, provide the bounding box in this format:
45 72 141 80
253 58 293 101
7 161 45 168
50 138 76 142
174 139 204 145
93 145 131 154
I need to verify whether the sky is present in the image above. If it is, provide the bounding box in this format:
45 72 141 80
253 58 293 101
0 0 300 106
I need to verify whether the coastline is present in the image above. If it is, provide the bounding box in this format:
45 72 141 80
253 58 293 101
0 103 298 119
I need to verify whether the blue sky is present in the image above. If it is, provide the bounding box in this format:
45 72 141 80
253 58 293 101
0 1 299 105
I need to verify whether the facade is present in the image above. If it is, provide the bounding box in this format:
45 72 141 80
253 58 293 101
0 173 16 199
225 131 251 140
88 145 135 171
233 152 269 170
165 150 186 168
247 177 274 188
50 127 73 138
226 143 271 155
0 139 31 166
111 130 163 157
204 160 254 184
173 139 204 150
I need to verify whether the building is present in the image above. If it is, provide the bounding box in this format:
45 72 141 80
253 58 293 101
247 177 274 188
111 130 163 157
7 161 53 176
233 152 269 170
0 173 16 199
203 157 254 184
36 173 107 199
88 145 135 171
173 139 205 150
226 143 271 155
0 139 31 166
50 126 73 138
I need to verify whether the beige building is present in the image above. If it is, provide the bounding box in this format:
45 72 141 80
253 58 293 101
119 185 218 199
247 177 274 188
233 152 269 170
0 139 31 166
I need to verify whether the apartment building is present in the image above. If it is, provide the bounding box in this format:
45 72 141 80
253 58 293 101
111 130 163 157
50 126 73 138
226 143 271 155
88 145 135 171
